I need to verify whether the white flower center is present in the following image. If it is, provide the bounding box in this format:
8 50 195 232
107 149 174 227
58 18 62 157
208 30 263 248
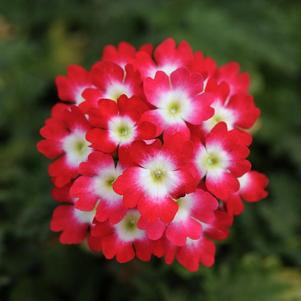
186 237 199 247
195 144 230 178
74 85 94 105
62 130 91 167
203 102 236 132
173 195 194 222
158 90 191 124
149 64 179 78
161 64 179 75
108 116 137 145
238 173 250 190
115 210 145 242
74 207 96 224
104 82 132 101
139 154 180 198
93 165 123 203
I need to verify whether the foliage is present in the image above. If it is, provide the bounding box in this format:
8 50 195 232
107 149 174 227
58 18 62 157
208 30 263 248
0 0 301 300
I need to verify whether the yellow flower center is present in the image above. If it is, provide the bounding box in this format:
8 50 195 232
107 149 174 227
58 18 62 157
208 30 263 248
205 153 221 168
74 139 88 155
151 168 167 183
117 125 130 138
105 176 116 188
124 216 138 232
167 101 182 117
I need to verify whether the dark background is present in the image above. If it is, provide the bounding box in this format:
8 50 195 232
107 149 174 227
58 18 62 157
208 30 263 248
0 0 301 300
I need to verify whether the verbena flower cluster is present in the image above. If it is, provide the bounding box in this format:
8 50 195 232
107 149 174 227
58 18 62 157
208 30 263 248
37 38 268 272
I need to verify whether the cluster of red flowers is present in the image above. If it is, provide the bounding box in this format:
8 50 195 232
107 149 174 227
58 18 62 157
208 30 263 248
37 38 268 272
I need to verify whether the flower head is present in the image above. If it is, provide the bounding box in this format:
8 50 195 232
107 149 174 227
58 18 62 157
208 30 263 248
38 38 268 272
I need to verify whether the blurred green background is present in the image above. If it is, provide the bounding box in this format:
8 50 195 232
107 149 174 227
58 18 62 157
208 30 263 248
0 0 301 300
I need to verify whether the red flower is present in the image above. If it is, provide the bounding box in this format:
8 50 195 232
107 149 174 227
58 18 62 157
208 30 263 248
188 50 217 82
37 106 92 187
225 170 269 216
193 122 251 200
142 68 214 140
89 210 153 263
153 235 216 272
216 62 250 98
38 38 268 272
138 189 218 245
203 80 260 132
135 38 194 79
203 209 234 241
102 41 152 68
55 65 94 105
77 61 143 113
102 42 137 67
70 151 126 223
91 61 142 101
86 95 156 154
50 185 96 244
113 138 197 223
